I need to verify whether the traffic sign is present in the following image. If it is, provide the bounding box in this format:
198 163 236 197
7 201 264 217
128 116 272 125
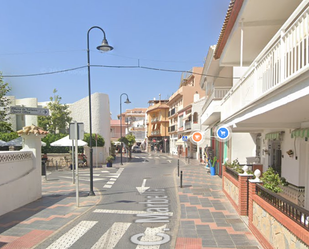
69 122 84 140
182 136 188 141
8 106 49 116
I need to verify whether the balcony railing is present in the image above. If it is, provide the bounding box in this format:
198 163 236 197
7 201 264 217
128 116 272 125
151 130 160 135
256 184 309 231
202 87 231 113
151 118 160 123
185 122 191 130
221 3 309 120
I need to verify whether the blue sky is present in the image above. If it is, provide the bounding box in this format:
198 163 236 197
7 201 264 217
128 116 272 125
0 0 230 119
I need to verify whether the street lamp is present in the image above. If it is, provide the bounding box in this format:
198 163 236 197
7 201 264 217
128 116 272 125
87 26 113 196
120 93 131 165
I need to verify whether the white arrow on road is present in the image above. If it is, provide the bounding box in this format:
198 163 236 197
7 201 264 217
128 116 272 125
136 179 149 194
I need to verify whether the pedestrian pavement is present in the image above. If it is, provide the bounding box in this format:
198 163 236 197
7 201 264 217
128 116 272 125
175 156 261 249
0 153 261 249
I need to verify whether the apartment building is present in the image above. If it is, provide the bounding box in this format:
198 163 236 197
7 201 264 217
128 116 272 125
205 0 309 247
146 99 169 152
123 108 147 145
167 67 205 157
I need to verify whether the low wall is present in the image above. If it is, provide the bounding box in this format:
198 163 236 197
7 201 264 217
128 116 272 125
249 182 309 249
0 151 41 216
222 166 252 216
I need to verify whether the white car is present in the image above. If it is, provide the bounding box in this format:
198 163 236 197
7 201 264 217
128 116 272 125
132 146 142 153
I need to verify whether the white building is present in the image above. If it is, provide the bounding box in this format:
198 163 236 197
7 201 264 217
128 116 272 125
208 0 309 209
7 92 111 161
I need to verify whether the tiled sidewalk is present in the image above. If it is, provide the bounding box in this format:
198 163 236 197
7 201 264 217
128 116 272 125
175 163 261 249
0 174 100 249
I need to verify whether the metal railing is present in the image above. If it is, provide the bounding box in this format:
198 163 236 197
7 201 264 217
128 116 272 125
256 184 309 231
225 167 239 181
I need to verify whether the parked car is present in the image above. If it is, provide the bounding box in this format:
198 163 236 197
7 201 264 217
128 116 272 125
132 146 142 153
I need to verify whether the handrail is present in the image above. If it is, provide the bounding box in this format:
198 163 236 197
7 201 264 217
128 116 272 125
256 184 309 231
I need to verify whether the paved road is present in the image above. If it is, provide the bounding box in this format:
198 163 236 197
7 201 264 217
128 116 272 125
35 152 179 249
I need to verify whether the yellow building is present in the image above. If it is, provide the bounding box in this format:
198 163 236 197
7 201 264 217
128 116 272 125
146 99 169 153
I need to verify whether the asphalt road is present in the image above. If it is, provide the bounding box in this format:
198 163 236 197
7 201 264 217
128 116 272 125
35 152 180 249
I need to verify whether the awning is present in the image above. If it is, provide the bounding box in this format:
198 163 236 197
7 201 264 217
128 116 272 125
265 132 282 140
291 128 309 138
175 138 184 145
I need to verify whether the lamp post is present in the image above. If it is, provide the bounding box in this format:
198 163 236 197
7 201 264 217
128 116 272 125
87 26 113 196
120 93 131 165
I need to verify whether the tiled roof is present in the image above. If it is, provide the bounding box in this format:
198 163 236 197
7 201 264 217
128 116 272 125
214 0 244 59
17 125 48 135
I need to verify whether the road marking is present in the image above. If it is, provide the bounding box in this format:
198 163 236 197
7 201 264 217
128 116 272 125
136 179 150 194
131 224 170 247
102 168 124 189
93 209 173 216
167 160 172 163
46 221 97 249
91 222 131 249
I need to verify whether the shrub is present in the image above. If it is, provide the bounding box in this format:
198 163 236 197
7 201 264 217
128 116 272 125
261 167 282 193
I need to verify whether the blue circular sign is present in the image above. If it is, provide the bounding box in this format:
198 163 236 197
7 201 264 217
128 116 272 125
217 127 229 139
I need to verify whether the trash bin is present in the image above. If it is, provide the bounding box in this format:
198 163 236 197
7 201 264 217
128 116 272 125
41 161 46 175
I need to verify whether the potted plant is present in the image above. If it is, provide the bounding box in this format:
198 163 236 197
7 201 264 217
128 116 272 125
209 156 217 176
106 155 114 167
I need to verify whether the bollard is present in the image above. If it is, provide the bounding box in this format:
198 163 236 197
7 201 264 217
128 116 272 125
178 159 179 177
180 171 183 188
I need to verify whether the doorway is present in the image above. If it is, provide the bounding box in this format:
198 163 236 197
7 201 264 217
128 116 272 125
270 141 282 176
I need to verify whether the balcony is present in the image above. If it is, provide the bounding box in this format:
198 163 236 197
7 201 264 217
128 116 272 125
202 87 231 113
201 87 231 125
151 118 160 123
184 121 191 130
151 130 161 136
221 3 309 121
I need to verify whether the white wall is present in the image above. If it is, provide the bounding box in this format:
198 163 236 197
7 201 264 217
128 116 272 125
231 133 256 164
0 134 42 216
69 92 111 160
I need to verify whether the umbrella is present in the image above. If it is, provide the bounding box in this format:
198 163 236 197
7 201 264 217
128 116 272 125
50 135 87 147
0 140 7 146
3 137 46 147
